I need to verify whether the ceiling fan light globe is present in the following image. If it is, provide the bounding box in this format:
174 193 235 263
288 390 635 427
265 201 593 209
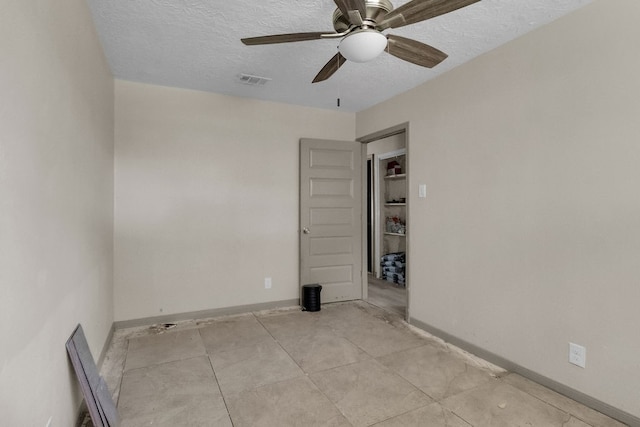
338 30 387 63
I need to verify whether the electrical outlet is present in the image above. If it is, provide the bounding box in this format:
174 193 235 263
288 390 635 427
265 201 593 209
264 277 272 289
569 342 586 368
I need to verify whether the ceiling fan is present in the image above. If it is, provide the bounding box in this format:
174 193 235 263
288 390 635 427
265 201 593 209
241 0 481 83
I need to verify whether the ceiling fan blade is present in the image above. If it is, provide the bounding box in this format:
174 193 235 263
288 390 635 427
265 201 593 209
379 0 480 30
334 0 367 18
386 34 448 68
312 53 347 83
241 32 332 45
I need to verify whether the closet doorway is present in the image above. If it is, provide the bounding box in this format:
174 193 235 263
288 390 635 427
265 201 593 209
364 130 407 318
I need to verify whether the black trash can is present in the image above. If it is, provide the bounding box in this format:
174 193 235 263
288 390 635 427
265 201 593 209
301 284 322 312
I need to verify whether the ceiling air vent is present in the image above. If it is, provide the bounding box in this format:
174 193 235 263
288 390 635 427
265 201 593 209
237 73 271 86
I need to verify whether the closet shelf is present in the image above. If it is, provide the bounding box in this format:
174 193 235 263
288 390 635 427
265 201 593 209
384 174 406 180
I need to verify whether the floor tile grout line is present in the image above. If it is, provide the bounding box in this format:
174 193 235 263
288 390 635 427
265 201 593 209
449 407 475 427
368 403 431 426
306 357 433 427
198 327 236 427
303 365 355 425
441 378 601 427
253 308 368 380
252 310 285 345
253 305 411 376
248 311 310 377
341 333 377 361
121 353 209 373
252 308 398 426
113 338 131 407
496 376 601 427
433 382 485 426
201 313 311 410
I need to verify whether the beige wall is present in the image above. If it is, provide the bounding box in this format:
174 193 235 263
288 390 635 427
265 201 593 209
357 0 640 417
0 0 114 425
114 81 355 321
3 0 637 422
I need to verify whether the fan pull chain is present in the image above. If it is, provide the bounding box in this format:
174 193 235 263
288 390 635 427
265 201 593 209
337 48 341 108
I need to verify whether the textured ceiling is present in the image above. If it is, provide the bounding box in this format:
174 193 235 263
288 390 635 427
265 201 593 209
86 0 594 112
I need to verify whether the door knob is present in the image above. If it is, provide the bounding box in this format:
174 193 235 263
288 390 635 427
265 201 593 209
303 227 311 234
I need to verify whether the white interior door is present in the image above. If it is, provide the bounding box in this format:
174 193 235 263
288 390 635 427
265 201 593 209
300 138 363 303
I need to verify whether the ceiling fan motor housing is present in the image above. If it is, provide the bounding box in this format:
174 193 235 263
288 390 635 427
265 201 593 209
332 0 394 32
240 0 478 83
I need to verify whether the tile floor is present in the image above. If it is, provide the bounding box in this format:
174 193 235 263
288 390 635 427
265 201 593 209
99 301 626 427
367 275 406 317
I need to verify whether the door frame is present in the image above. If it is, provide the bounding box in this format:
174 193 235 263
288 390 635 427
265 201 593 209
375 147 407 280
366 155 375 276
358 122 410 320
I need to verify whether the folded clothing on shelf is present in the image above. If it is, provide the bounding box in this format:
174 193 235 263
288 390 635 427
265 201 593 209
380 252 406 286
381 252 405 262
383 272 405 286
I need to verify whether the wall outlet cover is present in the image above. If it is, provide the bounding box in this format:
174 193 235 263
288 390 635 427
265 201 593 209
569 342 586 368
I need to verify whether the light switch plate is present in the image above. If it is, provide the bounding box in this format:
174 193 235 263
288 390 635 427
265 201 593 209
419 184 427 198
